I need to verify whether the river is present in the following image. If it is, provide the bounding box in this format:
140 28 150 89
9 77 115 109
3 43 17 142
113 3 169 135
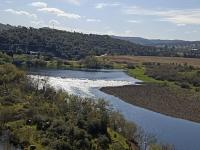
30 68 200 150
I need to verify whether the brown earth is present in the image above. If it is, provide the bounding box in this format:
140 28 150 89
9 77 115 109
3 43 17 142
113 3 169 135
101 84 200 123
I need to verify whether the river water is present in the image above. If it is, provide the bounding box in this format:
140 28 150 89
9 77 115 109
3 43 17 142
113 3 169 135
30 69 200 150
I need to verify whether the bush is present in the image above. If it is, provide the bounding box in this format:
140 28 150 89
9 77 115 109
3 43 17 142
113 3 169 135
195 88 200 92
0 64 139 150
98 135 110 149
41 138 50 146
52 140 71 150
179 82 191 89
127 63 136 69
145 63 200 88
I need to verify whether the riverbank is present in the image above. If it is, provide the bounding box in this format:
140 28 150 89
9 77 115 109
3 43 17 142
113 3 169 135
100 62 200 123
0 63 148 150
101 84 200 123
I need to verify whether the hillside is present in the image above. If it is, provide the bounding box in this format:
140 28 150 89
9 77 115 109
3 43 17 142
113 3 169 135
113 36 200 49
0 24 157 60
1 23 200 59
112 36 187 46
112 36 194 46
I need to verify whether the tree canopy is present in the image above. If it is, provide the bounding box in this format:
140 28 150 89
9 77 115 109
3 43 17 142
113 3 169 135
0 26 157 60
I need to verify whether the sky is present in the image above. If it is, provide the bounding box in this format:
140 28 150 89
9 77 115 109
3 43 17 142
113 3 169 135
0 0 200 40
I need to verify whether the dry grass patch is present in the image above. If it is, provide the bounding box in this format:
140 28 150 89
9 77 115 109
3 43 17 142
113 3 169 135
106 56 200 68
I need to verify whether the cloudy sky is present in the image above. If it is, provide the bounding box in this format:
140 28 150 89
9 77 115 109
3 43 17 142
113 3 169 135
1 0 200 40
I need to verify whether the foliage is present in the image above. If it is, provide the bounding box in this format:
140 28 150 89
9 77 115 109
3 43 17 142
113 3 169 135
144 63 200 88
81 56 113 69
128 67 162 83
0 64 139 150
0 26 156 60
0 52 12 64
108 128 131 150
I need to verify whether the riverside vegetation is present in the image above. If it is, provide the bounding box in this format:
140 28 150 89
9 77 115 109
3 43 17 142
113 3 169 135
0 53 174 150
0 62 135 149
3 51 200 123
1 52 114 69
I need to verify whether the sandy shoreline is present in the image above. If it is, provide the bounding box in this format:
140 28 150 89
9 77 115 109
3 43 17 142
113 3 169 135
100 84 200 123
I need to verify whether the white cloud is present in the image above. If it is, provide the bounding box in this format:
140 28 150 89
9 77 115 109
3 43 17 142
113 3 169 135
86 19 101 22
66 0 80 5
95 2 120 9
124 6 200 25
161 14 200 25
30 2 47 8
30 1 81 19
127 20 141 23
5 9 37 19
38 7 81 19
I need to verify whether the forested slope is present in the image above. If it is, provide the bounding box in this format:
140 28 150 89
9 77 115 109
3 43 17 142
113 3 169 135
0 26 157 60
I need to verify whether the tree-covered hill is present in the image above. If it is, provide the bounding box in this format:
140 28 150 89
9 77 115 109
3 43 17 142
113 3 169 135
112 35 200 48
112 36 188 46
0 25 158 60
2 23 200 59
112 36 200 58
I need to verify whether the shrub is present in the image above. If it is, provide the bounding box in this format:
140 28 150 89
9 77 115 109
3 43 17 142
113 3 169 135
180 82 191 89
127 63 136 69
52 140 71 150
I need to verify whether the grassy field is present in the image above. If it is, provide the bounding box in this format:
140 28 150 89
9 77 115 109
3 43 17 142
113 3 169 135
106 56 200 68
127 67 162 83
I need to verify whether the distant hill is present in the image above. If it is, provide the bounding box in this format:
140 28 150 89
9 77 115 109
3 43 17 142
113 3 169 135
112 36 200 48
112 36 188 46
112 36 157 46
0 23 160 60
112 36 200 58
0 23 200 59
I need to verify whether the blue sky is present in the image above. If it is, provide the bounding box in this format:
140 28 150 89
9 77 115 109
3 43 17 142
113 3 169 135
0 0 200 40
